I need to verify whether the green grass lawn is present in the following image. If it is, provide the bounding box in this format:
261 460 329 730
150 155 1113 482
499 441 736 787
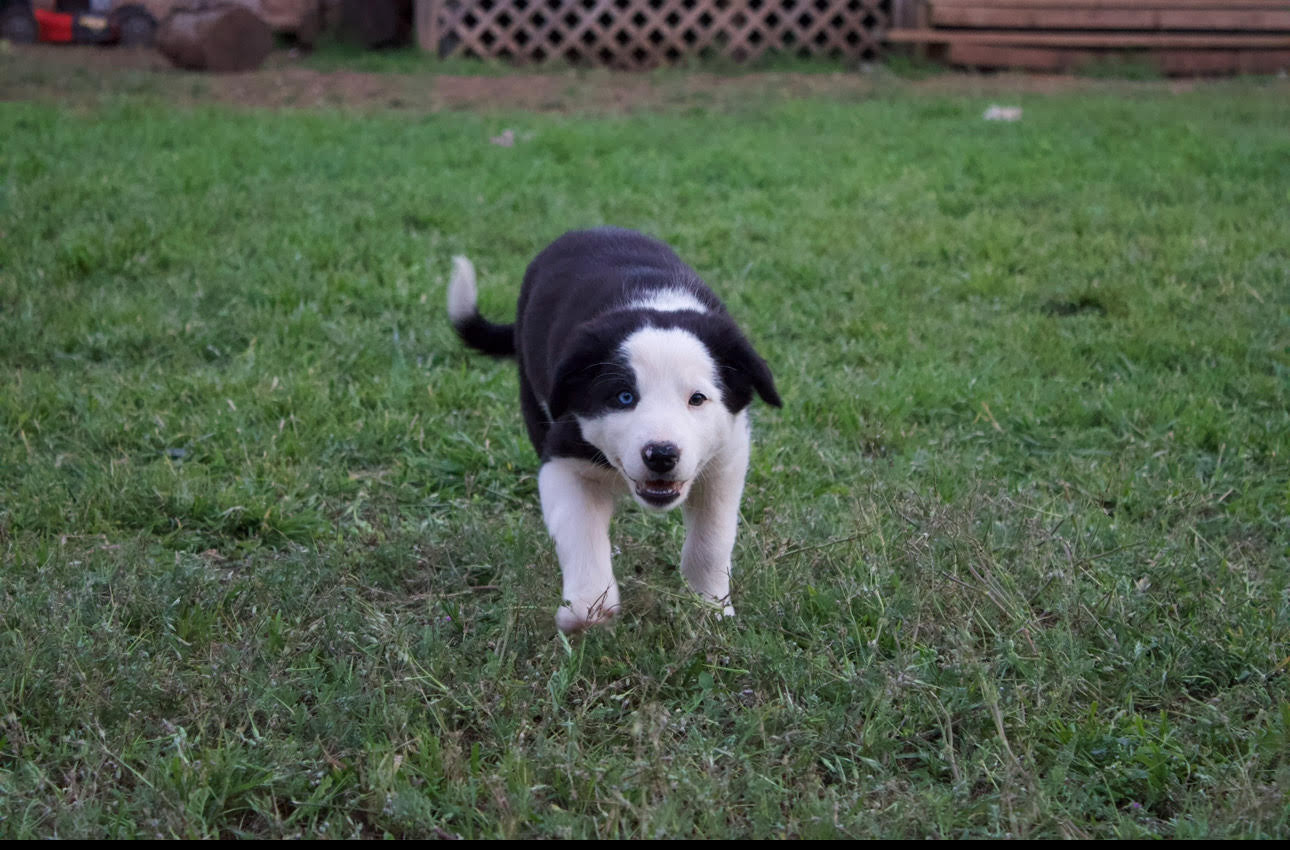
1 66 1288 838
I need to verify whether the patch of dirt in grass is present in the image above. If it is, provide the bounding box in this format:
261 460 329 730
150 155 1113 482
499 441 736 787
0 43 1269 114
2 45 882 111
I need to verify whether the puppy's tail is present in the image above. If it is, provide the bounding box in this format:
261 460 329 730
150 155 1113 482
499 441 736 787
447 256 515 357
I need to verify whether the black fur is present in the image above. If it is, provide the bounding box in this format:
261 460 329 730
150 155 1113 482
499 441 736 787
455 227 780 464
450 313 515 357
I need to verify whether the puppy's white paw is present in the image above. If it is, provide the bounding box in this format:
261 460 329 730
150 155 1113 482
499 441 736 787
555 588 621 634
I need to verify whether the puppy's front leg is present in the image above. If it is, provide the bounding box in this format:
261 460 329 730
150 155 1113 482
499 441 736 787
680 416 751 618
539 458 620 634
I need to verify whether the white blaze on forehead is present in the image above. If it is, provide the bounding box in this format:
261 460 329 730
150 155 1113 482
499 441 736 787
626 288 709 314
621 326 718 401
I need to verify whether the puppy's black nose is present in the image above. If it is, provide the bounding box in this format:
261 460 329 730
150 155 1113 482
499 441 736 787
641 442 679 474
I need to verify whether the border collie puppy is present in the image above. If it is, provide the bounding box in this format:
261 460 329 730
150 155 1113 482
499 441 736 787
448 227 781 634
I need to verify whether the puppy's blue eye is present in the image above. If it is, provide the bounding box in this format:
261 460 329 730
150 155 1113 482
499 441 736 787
616 391 635 407
689 392 708 406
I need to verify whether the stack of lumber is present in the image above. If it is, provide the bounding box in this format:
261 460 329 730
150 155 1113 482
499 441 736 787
888 0 1290 74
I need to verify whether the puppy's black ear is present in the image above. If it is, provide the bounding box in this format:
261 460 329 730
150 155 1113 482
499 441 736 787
547 329 607 421
711 323 782 412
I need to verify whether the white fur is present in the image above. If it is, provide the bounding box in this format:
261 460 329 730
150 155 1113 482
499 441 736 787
550 326 748 632
446 255 478 324
626 289 709 314
680 411 748 617
539 457 624 633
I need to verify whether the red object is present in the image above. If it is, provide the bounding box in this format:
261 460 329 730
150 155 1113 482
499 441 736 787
34 9 74 43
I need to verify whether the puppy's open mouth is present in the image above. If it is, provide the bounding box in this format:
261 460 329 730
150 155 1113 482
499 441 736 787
634 478 685 507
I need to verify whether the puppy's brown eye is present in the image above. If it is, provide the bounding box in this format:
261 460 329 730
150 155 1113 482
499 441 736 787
689 392 707 407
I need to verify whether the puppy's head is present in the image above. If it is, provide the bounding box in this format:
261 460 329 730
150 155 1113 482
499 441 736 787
549 316 780 511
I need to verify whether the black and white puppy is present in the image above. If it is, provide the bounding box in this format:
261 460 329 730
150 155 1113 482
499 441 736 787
447 227 781 633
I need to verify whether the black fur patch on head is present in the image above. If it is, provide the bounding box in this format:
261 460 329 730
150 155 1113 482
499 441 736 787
546 313 643 421
669 313 782 413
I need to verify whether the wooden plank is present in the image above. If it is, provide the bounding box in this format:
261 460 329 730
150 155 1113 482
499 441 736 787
932 0 1290 8
933 8 1155 28
1158 10 1290 29
892 0 920 29
1155 48 1290 72
888 28 1290 47
414 0 438 54
930 7 1290 30
948 43 1082 70
947 41 1290 73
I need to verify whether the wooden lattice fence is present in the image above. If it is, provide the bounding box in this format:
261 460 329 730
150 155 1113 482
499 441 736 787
420 0 892 68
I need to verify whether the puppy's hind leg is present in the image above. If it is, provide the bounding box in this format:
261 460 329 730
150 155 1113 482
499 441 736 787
680 417 751 618
539 458 620 634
